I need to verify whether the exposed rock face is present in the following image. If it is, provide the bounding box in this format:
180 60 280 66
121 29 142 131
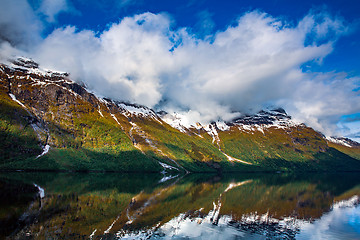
12 57 39 69
327 136 360 148
232 109 291 126
0 58 359 172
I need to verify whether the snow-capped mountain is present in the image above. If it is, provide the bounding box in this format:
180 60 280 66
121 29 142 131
326 136 360 148
0 58 359 172
160 108 297 135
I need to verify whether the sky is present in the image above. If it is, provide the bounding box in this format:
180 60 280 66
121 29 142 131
0 0 359 141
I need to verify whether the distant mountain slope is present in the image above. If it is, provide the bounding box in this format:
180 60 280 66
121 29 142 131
0 58 359 172
327 137 360 160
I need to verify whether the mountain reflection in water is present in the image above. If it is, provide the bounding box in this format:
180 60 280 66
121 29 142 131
0 172 359 239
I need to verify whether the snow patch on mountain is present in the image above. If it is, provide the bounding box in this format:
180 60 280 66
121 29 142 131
326 136 358 148
203 124 219 144
216 121 230 131
110 113 121 126
160 112 193 132
160 109 298 139
97 106 104 117
10 57 69 78
159 162 178 171
223 152 253 165
9 93 27 108
36 145 50 159
2 58 84 102
118 102 163 124
118 103 154 116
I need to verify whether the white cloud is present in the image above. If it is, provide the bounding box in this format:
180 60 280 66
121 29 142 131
0 0 77 48
284 72 360 135
0 0 43 48
0 6 359 137
33 13 175 107
38 0 73 23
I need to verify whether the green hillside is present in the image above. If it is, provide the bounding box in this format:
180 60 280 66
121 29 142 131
1 63 360 172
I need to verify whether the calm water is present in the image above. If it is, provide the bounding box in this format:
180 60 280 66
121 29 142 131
0 172 359 239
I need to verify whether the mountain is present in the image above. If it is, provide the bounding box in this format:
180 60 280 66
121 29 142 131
1 58 359 172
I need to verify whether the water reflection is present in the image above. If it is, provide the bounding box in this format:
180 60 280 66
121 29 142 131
0 172 359 239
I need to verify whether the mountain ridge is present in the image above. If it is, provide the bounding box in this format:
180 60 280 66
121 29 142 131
1 57 359 172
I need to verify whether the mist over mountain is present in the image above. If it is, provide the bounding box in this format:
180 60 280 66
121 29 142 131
1 57 359 172
0 0 359 139
1 2 360 239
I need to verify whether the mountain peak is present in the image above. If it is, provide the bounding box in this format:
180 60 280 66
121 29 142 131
1 57 359 173
327 136 360 148
5 57 69 78
12 57 39 69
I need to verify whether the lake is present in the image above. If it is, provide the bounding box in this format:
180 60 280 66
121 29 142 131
0 172 359 239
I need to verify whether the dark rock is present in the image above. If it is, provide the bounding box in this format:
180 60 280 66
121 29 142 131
68 83 86 96
330 137 360 147
231 109 291 125
12 58 39 69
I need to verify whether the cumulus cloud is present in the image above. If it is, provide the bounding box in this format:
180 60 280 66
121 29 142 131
0 0 76 49
33 13 175 107
0 3 359 136
0 0 43 48
32 11 360 134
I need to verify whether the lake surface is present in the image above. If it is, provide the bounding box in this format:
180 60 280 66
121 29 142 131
0 172 359 239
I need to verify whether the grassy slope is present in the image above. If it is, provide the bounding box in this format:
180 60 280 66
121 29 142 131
128 116 264 172
328 142 360 160
218 125 360 171
1 67 360 172
0 69 160 172
136 117 228 172
0 89 42 163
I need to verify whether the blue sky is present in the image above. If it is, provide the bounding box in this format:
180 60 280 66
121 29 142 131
36 0 360 75
0 0 360 140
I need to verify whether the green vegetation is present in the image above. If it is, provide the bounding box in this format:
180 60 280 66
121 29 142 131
328 142 360 160
219 125 327 163
2 148 161 172
218 126 360 172
1 67 360 173
0 69 161 172
0 96 42 163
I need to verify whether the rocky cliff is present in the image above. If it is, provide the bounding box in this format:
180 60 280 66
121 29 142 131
1 58 359 172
